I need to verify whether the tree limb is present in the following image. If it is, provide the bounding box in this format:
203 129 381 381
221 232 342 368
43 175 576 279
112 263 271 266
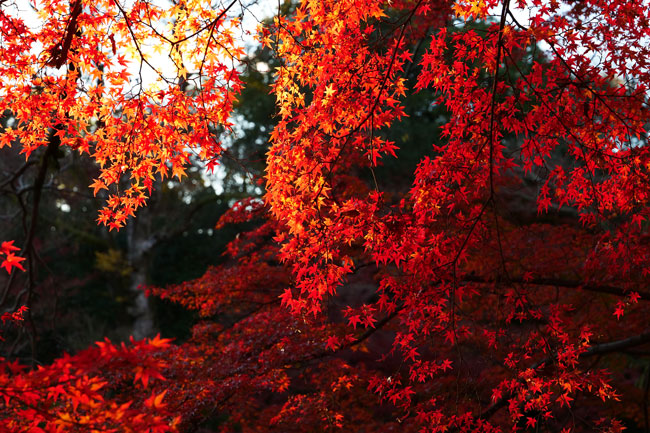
480 329 650 421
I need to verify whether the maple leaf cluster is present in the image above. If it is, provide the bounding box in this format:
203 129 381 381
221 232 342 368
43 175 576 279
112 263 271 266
1 0 650 432
0 241 24 274
0 334 179 432
0 0 244 230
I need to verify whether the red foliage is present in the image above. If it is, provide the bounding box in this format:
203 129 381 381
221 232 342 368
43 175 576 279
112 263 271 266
0 241 24 274
2 0 650 432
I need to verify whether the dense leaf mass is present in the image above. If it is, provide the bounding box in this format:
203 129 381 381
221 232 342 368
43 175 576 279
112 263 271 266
1 0 650 432
0 0 243 230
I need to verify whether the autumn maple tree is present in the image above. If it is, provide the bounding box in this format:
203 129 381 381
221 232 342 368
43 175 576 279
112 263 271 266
1 0 650 431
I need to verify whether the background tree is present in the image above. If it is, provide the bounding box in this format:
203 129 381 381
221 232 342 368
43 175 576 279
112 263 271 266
0 0 264 360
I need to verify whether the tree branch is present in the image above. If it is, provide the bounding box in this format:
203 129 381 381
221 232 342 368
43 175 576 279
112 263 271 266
463 275 650 301
480 329 650 421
